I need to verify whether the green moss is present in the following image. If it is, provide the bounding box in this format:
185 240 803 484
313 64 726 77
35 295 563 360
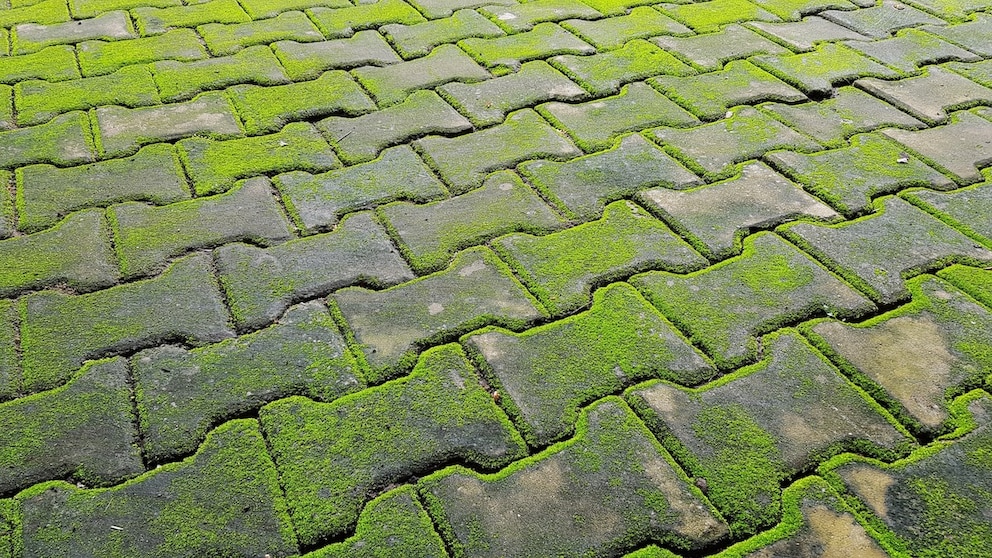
553 39 695 97
69 0 178 19
308 0 426 39
133 0 250 35
662 0 775 31
577 0 657 15
14 65 160 127
77 30 208 77
153 45 290 103
0 0 69 28
0 45 79 85
198 10 323 57
938 264 992 308
753 43 900 95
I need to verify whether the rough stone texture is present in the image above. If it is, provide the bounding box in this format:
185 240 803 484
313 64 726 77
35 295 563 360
749 0 859 21
748 16 870 52
562 6 691 50
550 38 695 96
410 0 516 18
308 0 426 39
920 12 992 57
881 110 992 185
14 65 160 127
652 23 789 72
0 45 80 84
0 111 94 169
199 10 324 56
821 0 945 38
857 66 992 125
660 0 781 32
133 0 250 35
384 9 504 59
237 0 348 18
151 44 290 102
753 43 901 97
77 29 208 76
459 22 595 73
13 10 135 54
905 180 992 246
353 43 490 107
844 29 980 74
0 301 18 402
480 0 602 33
272 31 402 81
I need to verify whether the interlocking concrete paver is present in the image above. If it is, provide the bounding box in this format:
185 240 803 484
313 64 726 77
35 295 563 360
844 28 981 74
133 0 250 35
747 16 870 52
0 87 13 132
308 0 426 39
408 0 515 19
920 12 992 56
858 66 992 125
260 344 528 545
821 0 945 38
909 0 992 19
69 0 178 19
481 0 601 33
653 23 789 72
151 44 290 103
0 301 17 401
0 45 80 84
881 110 992 185
949 59 992 89
198 10 324 56
353 43 491 107
753 42 901 96
562 6 691 50
12 10 135 54
551 38 695 97
748 0 859 22
0 111 94 170
77 29 208 77
383 9 504 59
238 0 349 19
0 0 69 28
660 0 781 32
0 178 12 239
459 22 595 73
273 32 400 82
905 180 992 247
939 263 992 307
14 65 160 127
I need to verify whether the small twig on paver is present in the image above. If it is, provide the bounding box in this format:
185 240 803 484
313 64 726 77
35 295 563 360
335 130 353 143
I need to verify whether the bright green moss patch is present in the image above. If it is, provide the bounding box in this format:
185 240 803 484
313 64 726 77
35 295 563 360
152 44 290 103
239 0 349 19
577 0 658 15
752 43 901 96
938 264 992 308
562 7 691 51
0 498 18 558
0 170 13 238
77 30 208 77
552 39 695 97
307 0 427 39
133 0 250 35
0 111 94 170
661 0 781 31
459 22 594 73
198 10 324 56
903 178 992 248
0 300 17 401
0 46 79 85
14 65 160 126
70 0 179 19
0 0 69 28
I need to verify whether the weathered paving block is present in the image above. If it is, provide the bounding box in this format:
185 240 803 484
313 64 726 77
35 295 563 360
540 82 699 153
334 247 544 379
920 13 992 57
630 330 910 536
766 133 955 217
96 91 242 158
260 344 528 545
305 486 448 558
14 65 159 127
216 211 414 330
639 161 838 259
0 301 17 401
0 357 142 495
949 59 992 89
308 0 426 39
17 144 189 233
821 0 945 38
238 0 349 19
905 181 992 247
552 39 695 97
68 0 179 19
495 201 706 316
0 87 13 132
562 6 691 51
319 90 471 165
12 10 135 54
422 398 729 556
133 0 250 36
762 86 926 148
354 43 490 107
439 60 586 128
135 301 362 462
0 0 69 28
199 10 324 56
179 122 340 196
857 66 992 125
659 0 781 32
229 71 375 136
416 108 580 193
909 0 992 19
0 209 119 298
881 110 992 185
384 9 503 60
938 263 992 307
652 106 821 180
0 111 94 170
0 171 12 239
519 134 702 221
845 29 980 75
408 0 515 18
459 22 594 73
481 0 602 33
18 419 298 558
808 275 992 434
111 176 293 278
275 145 447 233
748 0 858 22
753 43 901 97
273 32 402 81
748 16 869 52
652 24 789 72
77 29 208 77
631 232 875 368
784 196 992 305
467 283 713 446
152 44 290 103
649 60 805 122
20 253 235 393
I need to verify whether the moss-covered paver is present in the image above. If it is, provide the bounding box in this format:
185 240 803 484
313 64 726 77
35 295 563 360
1 0 991 555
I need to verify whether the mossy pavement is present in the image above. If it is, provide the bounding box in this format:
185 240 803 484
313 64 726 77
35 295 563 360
0 0 990 555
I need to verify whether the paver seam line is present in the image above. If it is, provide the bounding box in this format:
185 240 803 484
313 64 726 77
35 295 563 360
900 186 992 250
879 109 992 186
118 356 149 471
853 66 992 126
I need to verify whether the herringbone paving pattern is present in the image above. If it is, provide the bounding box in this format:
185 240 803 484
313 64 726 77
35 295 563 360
0 0 990 555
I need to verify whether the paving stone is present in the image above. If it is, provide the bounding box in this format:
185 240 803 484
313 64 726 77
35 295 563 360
423 398 728 556
77 29 208 77
845 29 980 75
784 196 992 305
111 176 293 278
495 201 706 316
0 174 12 239
938 263 992 307
260 344 528 545
179 122 339 197
821 0 945 38
273 31 402 81
17 144 189 233
752 42 901 97
305 485 447 558
762 86 926 148
660 0 781 32
0 86 13 131
238 0 349 19
0 357 142 495
652 24 790 72
199 10 324 56
881 110 992 185
416 108 580 193
152 45 289 103
308 0 426 39
948 59 992 89
748 0 857 21
630 330 910 535
0 111 94 170
809 275 992 434
481 0 601 33
0 0 69 28
459 22 594 73
541 82 699 153
0 301 17 401
12 10 135 54
230 71 376 136
133 0 250 36
832 397 992 558
652 106 821 180
18 419 298 558
562 7 691 51
908 0 992 20
14 65 159 127
96 91 242 158
0 45 80 84
216 211 414 330
650 60 806 122
748 16 870 52
334 247 544 379
571 0 656 15
905 181 992 247
551 38 695 97
920 13 992 57
767 133 955 217
20 253 234 393
274 145 447 233
407 0 515 18
318 90 472 165
639 161 838 259
69 0 178 18
384 9 503 60
353 43 490 107
631 232 875 368
857 66 992 126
